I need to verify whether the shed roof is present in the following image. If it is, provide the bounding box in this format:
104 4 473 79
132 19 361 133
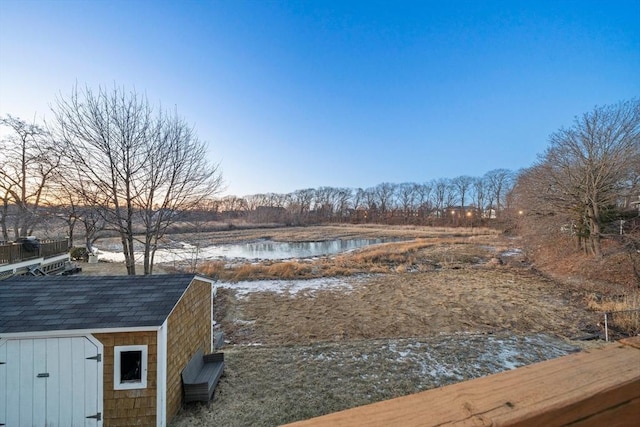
0 274 208 334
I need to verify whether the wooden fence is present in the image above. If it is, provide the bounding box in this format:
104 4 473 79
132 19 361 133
0 239 70 265
283 337 640 427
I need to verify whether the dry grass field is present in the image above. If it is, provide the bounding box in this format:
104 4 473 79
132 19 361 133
149 225 618 426
82 225 630 426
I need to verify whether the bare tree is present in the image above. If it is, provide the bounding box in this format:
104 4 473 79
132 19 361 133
134 109 223 273
397 183 417 222
52 85 223 274
334 188 353 222
512 100 640 259
485 169 514 219
288 189 314 224
433 178 449 219
452 175 474 211
219 195 247 217
0 115 59 240
375 182 396 217
473 176 487 219
363 187 378 221
532 100 640 258
415 182 433 221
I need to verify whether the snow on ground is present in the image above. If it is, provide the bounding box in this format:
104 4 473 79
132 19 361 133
91 246 199 264
501 248 524 257
300 333 578 389
218 276 368 297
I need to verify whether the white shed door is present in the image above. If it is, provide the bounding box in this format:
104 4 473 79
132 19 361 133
0 337 101 427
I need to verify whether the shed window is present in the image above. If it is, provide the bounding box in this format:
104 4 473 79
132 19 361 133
114 345 148 390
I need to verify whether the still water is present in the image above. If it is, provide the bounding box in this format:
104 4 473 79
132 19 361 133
196 238 392 260
96 238 396 263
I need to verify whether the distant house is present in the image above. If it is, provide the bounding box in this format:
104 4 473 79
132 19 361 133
0 274 216 426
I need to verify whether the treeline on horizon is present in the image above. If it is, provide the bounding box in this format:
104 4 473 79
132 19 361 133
0 168 518 239
198 169 516 227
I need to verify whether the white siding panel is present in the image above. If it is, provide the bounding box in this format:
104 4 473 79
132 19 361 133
32 338 47 426
46 337 61 426
83 338 99 427
71 337 86 426
4 341 20 427
18 339 34 425
0 341 7 426
0 336 101 427
58 337 74 427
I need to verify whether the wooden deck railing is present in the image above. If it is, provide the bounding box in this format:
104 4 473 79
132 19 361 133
283 337 640 427
0 239 70 265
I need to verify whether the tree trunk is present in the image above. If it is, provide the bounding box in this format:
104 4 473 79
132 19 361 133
143 233 153 275
121 232 136 275
0 198 7 241
587 204 602 259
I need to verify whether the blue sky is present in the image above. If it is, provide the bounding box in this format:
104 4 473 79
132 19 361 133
1 0 638 197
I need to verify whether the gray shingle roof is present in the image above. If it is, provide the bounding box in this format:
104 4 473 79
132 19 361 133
0 274 204 334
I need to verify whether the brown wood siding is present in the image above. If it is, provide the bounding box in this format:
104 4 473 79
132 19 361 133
165 278 212 421
94 331 158 427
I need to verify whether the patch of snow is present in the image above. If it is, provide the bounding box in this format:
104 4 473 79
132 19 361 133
501 248 523 257
219 276 367 297
91 247 126 263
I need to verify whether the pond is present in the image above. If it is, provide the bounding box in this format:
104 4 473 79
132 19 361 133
194 238 392 260
94 238 397 263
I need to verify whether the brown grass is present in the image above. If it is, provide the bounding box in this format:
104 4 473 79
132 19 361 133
586 292 640 336
197 234 504 282
170 224 501 246
159 224 621 426
216 267 599 346
170 335 581 427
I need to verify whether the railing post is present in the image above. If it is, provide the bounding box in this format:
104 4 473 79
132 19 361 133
604 312 609 342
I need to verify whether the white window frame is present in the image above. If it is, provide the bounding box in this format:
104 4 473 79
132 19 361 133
114 344 148 390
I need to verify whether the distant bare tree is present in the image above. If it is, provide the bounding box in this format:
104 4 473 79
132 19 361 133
335 188 353 221
433 178 449 219
452 175 474 211
397 183 417 222
363 187 378 221
485 169 514 218
219 195 247 215
289 189 314 224
375 183 396 216
52 85 223 274
473 176 488 219
415 182 433 221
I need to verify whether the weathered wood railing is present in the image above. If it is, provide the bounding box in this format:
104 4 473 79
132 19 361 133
283 337 640 427
0 239 70 265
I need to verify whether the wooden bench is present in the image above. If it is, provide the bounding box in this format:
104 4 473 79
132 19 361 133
181 348 225 403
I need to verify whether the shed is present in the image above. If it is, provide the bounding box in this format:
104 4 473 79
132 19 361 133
0 274 216 427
